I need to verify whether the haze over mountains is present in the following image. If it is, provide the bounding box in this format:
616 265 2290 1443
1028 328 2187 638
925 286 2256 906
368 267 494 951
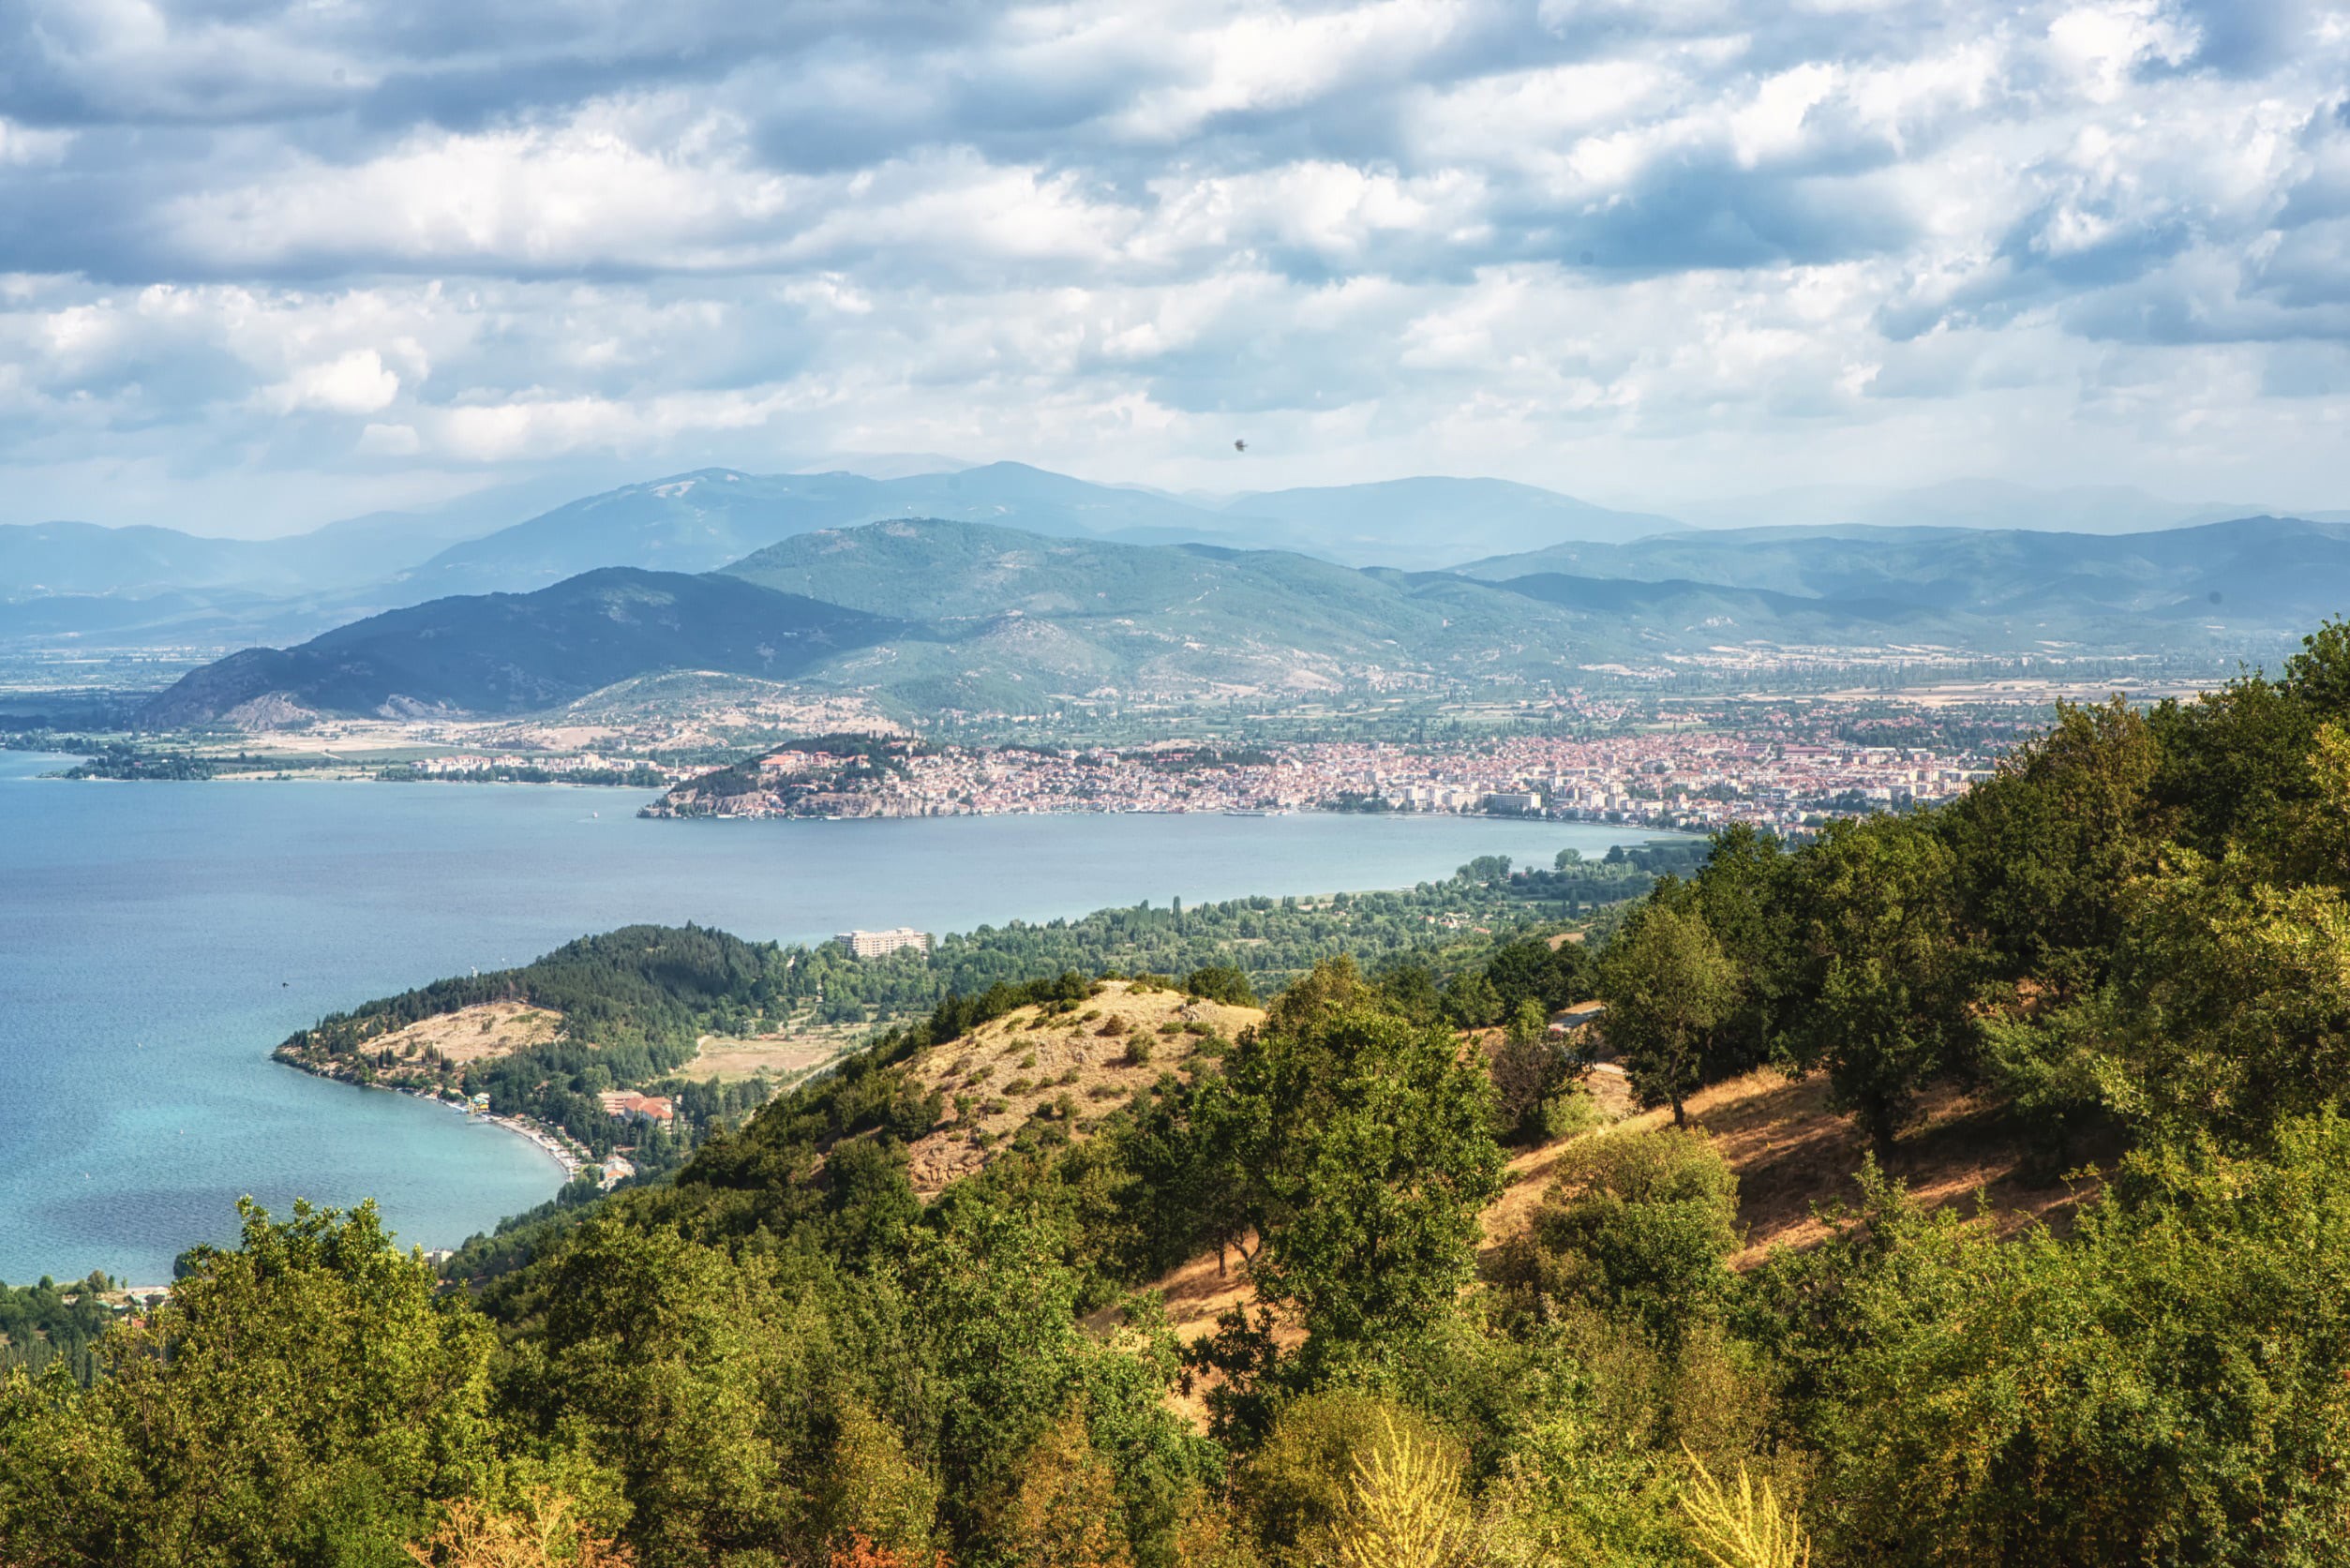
142 511 2350 726
7 459 2345 724
14 461 2328 613
17 463 1668 638
1455 518 2350 633
1660 481 2327 536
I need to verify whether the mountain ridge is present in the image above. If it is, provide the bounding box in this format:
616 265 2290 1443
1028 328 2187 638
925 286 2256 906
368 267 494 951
141 567 900 726
139 515 2313 725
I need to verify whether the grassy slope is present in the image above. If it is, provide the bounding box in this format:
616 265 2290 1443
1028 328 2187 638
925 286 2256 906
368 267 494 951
895 980 1265 1197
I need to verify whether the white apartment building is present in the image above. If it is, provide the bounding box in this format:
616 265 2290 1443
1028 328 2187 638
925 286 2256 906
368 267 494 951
836 927 933 959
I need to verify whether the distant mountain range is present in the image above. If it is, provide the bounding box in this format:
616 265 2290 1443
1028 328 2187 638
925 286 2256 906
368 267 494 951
10 463 2344 723
2 465 1706 647
1453 516 2350 633
12 464 2343 651
142 514 2333 725
1659 480 2300 536
1205 477 1685 563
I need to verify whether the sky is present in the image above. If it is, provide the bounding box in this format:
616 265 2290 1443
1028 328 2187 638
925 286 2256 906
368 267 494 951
2 0 2347 537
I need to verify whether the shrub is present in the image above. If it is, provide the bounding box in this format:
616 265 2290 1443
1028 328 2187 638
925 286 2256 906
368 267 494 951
1326 1411 1474 1568
1185 965 1259 1008
1491 1127 1739 1348
1535 1087 1607 1142
1808 1115 2350 1566
1244 1392 1461 1566
1677 1447 1810 1568
814 1402 944 1564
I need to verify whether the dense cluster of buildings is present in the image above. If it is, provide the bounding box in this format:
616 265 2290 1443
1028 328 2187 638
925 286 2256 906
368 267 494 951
400 751 695 781
663 728 2000 832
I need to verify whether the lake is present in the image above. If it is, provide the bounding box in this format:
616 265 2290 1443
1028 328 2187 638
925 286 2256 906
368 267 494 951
0 753 1671 1282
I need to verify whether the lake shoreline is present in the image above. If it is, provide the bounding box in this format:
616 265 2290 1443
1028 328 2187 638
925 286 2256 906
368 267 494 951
2 749 1669 1282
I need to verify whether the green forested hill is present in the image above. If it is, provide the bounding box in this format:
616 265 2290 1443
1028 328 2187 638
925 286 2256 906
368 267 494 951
270 856 1648 1162
140 513 2307 723
20 622 2350 1566
141 567 900 724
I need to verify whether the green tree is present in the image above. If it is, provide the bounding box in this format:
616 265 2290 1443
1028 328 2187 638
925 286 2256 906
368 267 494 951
1481 936 1594 1019
495 1218 833 1565
2073 844 2350 1142
1687 824 1791 1070
1185 965 1259 1008
995 1404 1134 1568
901 1204 1206 1561
1229 995 1504 1373
1810 1116 2350 1566
1182 963 1504 1388
1943 697 2168 993
1596 897 1737 1127
1489 1000 1574 1145
813 1399 943 1563
0 1199 500 1567
1778 816 1968 1150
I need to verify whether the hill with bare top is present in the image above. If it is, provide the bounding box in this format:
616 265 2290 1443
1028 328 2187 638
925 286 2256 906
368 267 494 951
895 979 1264 1197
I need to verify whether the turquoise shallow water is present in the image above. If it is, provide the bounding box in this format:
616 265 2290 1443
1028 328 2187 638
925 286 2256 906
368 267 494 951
0 753 1662 1282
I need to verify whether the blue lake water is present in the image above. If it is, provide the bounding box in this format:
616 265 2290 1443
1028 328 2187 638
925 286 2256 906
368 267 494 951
0 752 1667 1282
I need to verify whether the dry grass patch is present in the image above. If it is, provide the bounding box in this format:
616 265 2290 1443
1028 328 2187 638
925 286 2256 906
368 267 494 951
1593 1068 2103 1268
901 980 1264 1198
372 1003 561 1067
689 1024 861 1083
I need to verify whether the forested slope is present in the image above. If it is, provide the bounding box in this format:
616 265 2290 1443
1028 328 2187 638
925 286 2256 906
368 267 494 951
17 624 2350 1566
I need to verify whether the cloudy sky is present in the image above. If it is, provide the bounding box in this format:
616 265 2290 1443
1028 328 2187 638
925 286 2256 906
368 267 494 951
3 0 2346 535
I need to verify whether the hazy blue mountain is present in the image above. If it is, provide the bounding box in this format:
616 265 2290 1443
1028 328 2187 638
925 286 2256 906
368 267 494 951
881 462 1290 544
0 590 355 647
395 463 1269 598
0 522 270 598
0 500 513 607
1667 480 2275 535
1216 477 1687 566
391 464 1701 600
152 515 2287 726
142 568 898 724
1453 516 2350 636
793 451 976 480
724 516 1411 624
